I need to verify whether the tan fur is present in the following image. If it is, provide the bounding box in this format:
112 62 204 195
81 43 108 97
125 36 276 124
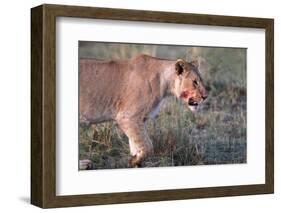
80 54 207 167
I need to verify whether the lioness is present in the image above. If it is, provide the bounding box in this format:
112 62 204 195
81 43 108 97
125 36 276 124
80 54 208 167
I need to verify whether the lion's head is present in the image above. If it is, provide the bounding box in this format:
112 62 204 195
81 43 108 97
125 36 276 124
173 59 208 112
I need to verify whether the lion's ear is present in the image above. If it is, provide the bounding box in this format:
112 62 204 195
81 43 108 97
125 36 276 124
175 59 186 75
190 60 199 68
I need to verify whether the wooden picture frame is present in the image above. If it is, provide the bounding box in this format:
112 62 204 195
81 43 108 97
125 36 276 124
31 4 274 208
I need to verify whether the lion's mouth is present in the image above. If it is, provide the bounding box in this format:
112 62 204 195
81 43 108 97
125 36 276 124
188 98 199 106
180 93 200 112
187 98 200 112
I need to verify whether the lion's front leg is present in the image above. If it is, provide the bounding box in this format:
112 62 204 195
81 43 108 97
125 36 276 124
117 118 153 167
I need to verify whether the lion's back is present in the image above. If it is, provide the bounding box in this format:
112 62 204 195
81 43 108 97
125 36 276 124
79 58 130 122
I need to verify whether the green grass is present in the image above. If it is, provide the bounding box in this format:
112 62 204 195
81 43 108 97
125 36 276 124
79 43 247 170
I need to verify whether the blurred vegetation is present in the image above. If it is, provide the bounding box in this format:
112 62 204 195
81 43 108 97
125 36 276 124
79 41 247 170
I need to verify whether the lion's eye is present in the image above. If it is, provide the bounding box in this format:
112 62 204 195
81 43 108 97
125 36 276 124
193 80 198 86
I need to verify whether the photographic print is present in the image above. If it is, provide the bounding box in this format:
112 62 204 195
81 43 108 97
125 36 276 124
31 4 273 207
79 42 247 170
